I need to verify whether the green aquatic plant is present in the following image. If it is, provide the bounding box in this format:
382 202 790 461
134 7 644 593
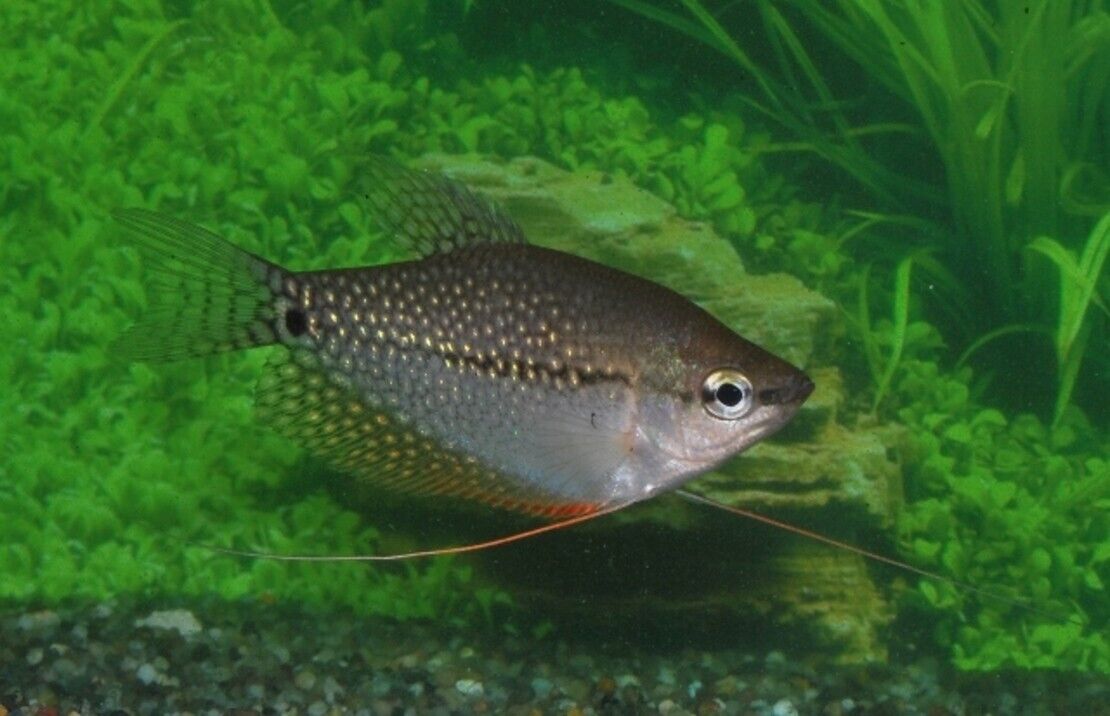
1026 212 1110 426
896 391 1109 670
608 0 1109 419
858 255 913 413
606 0 934 206
873 313 1109 672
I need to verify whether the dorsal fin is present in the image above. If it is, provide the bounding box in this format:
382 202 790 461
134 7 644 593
255 351 600 519
357 155 526 257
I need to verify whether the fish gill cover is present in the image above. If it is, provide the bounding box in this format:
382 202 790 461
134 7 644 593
0 0 1106 674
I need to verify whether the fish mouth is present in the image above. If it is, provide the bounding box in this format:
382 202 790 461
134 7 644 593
757 372 815 407
795 374 815 402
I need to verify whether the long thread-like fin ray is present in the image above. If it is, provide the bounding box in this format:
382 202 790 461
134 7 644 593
358 155 525 257
112 209 285 361
186 503 625 562
676 489 1082 626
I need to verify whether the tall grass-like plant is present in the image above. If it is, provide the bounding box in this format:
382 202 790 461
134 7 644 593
851 257 915 413
779 1 1107 318
1027 211 1110 424
606 0 939 207
608 0 1109 417
872 256 912 413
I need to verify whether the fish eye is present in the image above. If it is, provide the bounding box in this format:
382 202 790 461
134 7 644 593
702 369 754 420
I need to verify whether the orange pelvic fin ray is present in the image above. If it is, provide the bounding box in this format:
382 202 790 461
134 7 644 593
676 489 1082 626
187 502 625 562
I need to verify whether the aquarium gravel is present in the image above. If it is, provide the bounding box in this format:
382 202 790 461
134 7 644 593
1 600 1107 716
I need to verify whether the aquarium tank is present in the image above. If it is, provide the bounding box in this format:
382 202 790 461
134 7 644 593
1 0 1107 713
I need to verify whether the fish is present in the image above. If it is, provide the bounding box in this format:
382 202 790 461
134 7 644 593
113 155 814 523
111 157 1085 627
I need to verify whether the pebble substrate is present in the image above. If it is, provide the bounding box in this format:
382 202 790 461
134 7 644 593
1 600 1105 715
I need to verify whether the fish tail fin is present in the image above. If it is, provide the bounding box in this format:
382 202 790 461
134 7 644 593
112 208 285 362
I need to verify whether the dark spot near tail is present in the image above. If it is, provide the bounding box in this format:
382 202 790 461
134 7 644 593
285 308 307 337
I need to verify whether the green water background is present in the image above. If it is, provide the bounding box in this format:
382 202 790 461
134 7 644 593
1 0 1106 673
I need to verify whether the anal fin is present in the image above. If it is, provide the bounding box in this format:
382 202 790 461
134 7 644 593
255 352 599 518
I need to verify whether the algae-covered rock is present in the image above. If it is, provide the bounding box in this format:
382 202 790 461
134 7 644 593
702 422 902 524
406 154 900 663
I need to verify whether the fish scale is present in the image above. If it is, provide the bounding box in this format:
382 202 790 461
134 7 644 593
114 156 814 518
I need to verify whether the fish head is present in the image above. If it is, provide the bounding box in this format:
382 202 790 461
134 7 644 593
616 316 814 502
